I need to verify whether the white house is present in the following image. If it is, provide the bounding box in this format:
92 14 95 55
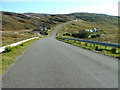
84 28 98 32
34 27 48 31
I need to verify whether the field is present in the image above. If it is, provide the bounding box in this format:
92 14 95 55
1 30 38 46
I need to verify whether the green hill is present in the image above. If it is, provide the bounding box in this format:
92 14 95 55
1 11 119 44
57 13 118 44
69 12 118 24
2 11 72 31
2 11 118 31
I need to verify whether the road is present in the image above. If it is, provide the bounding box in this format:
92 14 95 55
2 23 118 88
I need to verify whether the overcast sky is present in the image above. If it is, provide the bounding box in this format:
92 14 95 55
1 0 119 16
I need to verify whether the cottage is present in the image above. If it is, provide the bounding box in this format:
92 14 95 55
34 27 48 31
84 28 98 32
93 28 98 32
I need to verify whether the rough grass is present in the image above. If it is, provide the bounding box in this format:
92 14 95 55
57 20 118 44
56 37 120 58
2 11 71 31
1 31 37 46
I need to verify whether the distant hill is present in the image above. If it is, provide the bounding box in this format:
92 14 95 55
2 11 118 31
68 12 118 25
2 11 72 31
24 12 51 15
56 13 118 44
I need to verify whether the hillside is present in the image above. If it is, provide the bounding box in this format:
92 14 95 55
1 11 118 44
2 11 72 31
68 12 118 24
2 11 118 31
57 13 118 44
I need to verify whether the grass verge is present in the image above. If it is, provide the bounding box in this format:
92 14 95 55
1 37 41 75
56 37 120 59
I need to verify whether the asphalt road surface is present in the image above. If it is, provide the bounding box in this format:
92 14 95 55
2 23 118 88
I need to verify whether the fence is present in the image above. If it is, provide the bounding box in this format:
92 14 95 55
58 37 120 48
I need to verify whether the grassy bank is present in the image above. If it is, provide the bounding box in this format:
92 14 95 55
1 30 38 46
56 37 120 59
1 37 41 75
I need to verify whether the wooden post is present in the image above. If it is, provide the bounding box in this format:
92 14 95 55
93 44 95 47
105 46 107 50
74 40 76 43
79 41 81 44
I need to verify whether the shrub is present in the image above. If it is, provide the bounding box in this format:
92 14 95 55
63 33 71 36
20 43 24 46
111 48 117 53
72 31 91 38
40 31 48 35
90 34 101 38
95 46 99 50
4 46 14 53
85 43 88 46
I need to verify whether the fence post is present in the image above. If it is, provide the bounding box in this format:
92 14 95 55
74 40 76 43
79 41 81 44
85 42 87 46
92 44 95 47
105 46 107 50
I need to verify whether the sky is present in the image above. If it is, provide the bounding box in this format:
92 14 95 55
0 0 119 16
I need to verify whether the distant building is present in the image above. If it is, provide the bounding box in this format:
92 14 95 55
75 19 78 21
93 28 97 32
84 28 98 32
34 27 48 31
